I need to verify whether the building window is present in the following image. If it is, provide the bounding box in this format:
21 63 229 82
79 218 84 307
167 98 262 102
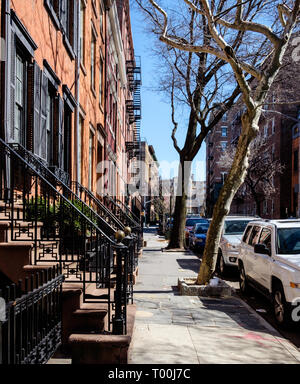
99 55 104 105
221 172 227 184
264 125 268 137
294 150 299 172
221 126 227 137
63 105 72 175
88 129 94 190
222 113 227 122
45 85 55 164
78 116 83 184
14 53 26 145
220 141 227 151
91 30 96 91
80 0 85 64
272 118 275 134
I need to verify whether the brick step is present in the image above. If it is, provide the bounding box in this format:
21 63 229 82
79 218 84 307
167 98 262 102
68 304 136 364
0 242 32 283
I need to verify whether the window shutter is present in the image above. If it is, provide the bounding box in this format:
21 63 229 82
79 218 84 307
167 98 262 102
60 0 67 34
9 30 16 142
73 0 78 54
58 96 64 169
33 62 41 155
27 63 34 151
40 72 49 160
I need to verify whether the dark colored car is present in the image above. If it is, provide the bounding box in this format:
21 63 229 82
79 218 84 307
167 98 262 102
189 222 210 251
185 217 209 246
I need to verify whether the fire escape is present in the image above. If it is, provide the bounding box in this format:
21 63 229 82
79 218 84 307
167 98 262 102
125 56 142 195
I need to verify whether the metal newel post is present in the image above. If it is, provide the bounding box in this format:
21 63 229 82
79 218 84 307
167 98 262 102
113 243 127 335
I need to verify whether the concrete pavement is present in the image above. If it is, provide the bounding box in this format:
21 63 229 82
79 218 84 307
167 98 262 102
128 228 300 364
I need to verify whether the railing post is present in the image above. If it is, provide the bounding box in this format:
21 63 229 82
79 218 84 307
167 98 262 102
112 242 127 335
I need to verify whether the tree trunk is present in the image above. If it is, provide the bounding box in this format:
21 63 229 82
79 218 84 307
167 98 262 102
167 157 192 249
196 111 260 284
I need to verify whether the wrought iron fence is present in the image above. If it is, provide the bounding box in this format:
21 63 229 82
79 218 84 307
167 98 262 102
0 266 64 364
0 138 130 334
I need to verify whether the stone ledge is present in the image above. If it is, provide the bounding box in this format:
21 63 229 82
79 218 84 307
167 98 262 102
178 277 233 297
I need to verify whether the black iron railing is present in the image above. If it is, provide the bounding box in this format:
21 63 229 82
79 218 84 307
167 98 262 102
0 138 130 335
103 195 143 251
71 181 125 233
0 266 64 364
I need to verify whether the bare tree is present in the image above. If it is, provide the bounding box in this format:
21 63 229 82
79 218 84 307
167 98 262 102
220 134 284 217
137 0 300 283
136 0 269 249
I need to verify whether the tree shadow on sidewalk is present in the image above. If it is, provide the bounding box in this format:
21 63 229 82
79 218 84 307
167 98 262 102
176 258 201 274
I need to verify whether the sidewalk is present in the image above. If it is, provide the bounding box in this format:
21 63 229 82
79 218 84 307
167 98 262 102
128 228 300 364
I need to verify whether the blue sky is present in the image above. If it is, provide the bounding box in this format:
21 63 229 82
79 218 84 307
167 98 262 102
129 2 206 181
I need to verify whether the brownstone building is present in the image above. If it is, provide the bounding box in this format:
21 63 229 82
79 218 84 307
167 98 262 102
0 0 143 364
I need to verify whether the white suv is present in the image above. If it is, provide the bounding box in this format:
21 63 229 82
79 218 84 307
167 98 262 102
238 219 300 327
217 216 257 276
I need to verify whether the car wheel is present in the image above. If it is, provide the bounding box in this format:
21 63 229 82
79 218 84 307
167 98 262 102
217 250 227 277
273 284 293 328
239 263 249 295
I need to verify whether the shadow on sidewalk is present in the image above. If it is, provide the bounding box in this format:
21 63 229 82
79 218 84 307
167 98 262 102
176 258 201 274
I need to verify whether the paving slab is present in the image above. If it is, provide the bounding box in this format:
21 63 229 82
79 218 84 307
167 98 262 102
128 229 300 364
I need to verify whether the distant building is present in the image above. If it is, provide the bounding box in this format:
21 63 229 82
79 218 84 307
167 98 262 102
205 42 300 218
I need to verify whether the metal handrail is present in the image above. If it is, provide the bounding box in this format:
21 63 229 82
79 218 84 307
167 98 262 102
8 142 117 239
116 198 141 225
104 195 141 231
71 181 125 232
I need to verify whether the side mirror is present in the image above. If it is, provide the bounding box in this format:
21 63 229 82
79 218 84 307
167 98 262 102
254 243 271 256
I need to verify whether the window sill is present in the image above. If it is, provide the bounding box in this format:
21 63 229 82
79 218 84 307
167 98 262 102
44 0 60 30
91 87 97 99
92 0 98 18
80 62 87 76
63 35 75 61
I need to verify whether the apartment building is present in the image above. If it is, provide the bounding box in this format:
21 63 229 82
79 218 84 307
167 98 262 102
205 46 300 218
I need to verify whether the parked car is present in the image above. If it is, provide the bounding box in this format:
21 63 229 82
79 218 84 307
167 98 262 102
189 222 210 252
217 216 258 276
238 219 300 327
185 217 209 246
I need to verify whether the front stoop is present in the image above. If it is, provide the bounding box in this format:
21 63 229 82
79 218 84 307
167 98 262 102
0 242 32 283
69 304 137 364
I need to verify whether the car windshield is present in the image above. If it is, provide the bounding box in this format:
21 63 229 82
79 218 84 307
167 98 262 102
195 224 209 234
224 220 250 235
186 218 208 226
277 228 300 254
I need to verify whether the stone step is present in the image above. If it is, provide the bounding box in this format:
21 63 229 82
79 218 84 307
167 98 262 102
0 201 25 220
0 220 43 242
68 304 136 364
0 242 32 284
22 264 58 280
